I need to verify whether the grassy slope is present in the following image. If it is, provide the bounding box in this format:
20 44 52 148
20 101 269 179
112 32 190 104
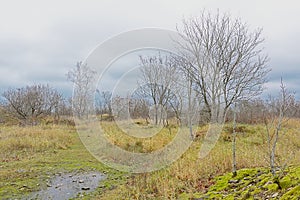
98 120 300 199
0 123 125 199
0 119 299 199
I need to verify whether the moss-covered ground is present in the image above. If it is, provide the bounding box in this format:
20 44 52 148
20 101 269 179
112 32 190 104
190 166 300 199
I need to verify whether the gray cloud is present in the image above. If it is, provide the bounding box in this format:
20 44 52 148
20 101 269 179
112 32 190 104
0 0 299 99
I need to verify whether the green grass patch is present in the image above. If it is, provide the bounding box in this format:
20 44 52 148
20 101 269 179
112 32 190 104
0 124 125 199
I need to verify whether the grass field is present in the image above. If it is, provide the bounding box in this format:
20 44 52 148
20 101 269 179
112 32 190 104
0 122 125 199
0 118 299 199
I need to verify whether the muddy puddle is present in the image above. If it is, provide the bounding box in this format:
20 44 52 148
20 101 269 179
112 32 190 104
25 171 105 200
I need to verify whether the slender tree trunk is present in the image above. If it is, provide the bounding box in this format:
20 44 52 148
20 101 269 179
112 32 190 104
155 104 159 125
232 103 237 177
271 117 282 176
188 78 194 140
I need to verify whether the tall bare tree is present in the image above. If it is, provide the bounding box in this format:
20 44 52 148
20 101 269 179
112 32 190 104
176 11 270 122
67 62 96 119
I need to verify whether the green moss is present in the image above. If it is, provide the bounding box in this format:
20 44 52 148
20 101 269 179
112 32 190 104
234 168 257 180
257 174 271 186
279 176 292 189
287 166 300 182
223 194 235 200
178 192 190 200
281 185 300 200
199 166 300 200
192 192 202 198
265 183 279 191
205 191 223 199
208 168 259 194
241 189 251 200
251 188 262 196
209 173 232 191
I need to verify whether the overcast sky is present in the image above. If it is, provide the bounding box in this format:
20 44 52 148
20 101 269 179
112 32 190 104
0 0 299 99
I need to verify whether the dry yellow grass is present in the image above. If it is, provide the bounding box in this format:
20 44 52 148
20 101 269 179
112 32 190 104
98 120 300 199
100 120 178 153
0 124 74 162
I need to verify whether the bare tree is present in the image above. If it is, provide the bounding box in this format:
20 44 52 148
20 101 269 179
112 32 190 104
264 79 296 176
67 62 96 119
2 84 62 124
138 54 181 125
111 95 129 120
101 91 112 117
129 98 150 122
176 10 270 122
172 55 203 138
231 99 266 124
54 97 73 118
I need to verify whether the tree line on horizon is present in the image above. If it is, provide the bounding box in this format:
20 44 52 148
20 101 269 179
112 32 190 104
1 11 299 126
